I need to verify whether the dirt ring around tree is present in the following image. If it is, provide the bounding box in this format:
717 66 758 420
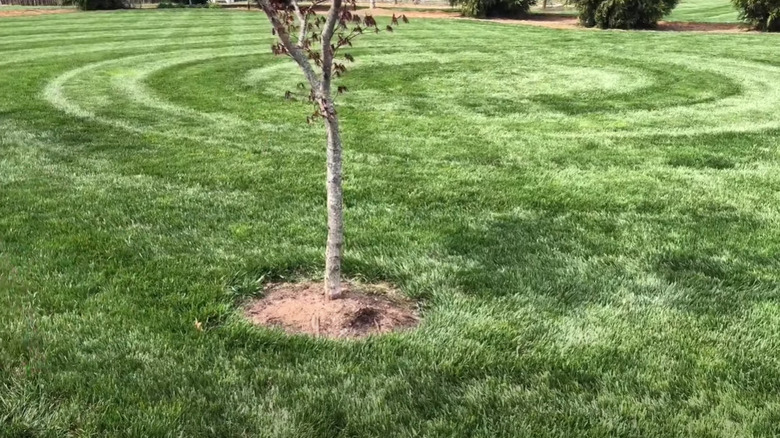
244 280 419 339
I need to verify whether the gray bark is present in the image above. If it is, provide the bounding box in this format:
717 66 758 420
320 0 344 299
323 100 344 299
257 0 345 299
370 0 377 8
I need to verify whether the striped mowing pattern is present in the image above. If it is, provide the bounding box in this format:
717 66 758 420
2 9 780 437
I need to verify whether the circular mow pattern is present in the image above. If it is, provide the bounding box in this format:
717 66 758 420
40 37 780 141
5 10 780 437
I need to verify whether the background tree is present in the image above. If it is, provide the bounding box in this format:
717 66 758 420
450 0 536 18
732 0 780 31
572 0 679 28
255 0 406 299
75 0 129 10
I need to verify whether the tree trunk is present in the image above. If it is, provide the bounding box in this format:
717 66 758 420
323 98 344 300
370 0 376 8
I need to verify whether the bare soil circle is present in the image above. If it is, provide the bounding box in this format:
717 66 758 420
244 281 419 339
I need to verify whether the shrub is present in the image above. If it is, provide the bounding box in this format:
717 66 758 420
450 0 536 18
573 0 679 29
157 0 211 7
75 0 129 10
177 0 210 5
733 0 780 31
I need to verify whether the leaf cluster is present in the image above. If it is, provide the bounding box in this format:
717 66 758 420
260 0 408 121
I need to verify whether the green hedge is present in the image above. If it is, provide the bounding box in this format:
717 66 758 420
158 0 210 7
573 0 679 29
75 0 129 10
450 0 537 18
733 0 780 31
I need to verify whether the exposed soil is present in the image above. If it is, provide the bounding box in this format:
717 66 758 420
0 3 748 33
245 281 419 339
0 8 76 18
488 15 747 32
364 7 459 19
362 8 749 33
485 14 581 29
656 21 747 32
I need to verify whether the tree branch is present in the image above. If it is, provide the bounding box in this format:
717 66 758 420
320 0 343 99
290 0 307 47
256 0 321 90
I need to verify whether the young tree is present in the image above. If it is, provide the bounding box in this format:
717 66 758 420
255 0 406 299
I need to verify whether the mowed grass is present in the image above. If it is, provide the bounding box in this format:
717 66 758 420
665 0 740 22
2 9 780 437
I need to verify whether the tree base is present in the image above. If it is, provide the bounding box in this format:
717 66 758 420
244 281 419 339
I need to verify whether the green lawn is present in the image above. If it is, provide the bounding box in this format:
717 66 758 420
665 0 740 22
2 9 780 437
